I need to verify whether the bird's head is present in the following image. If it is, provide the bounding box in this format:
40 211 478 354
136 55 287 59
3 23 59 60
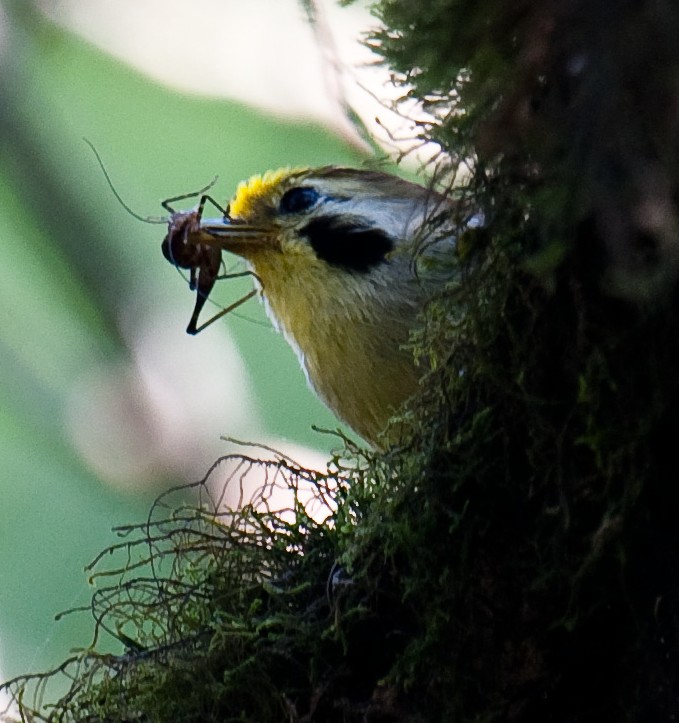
217 166 448 273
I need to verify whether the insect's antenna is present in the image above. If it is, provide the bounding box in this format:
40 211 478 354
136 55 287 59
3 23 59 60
84 138 165 225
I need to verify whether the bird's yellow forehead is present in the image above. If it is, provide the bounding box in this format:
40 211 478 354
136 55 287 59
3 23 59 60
229 167 307 219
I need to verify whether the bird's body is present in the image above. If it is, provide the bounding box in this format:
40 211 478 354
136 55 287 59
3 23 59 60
163 167 455 447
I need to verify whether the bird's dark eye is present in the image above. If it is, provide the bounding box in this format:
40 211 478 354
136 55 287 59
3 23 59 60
300 216 394 273
279 186 320 214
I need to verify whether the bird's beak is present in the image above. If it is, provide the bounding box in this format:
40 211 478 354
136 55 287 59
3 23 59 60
198 217 275 259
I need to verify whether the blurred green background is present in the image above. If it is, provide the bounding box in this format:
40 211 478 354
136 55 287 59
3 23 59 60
0 1 367 687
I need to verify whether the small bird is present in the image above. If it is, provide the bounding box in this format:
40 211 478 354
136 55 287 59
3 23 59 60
162 167 456 448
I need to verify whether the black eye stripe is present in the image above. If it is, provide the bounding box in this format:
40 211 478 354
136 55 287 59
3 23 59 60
279 186 320 214
300 216 394 273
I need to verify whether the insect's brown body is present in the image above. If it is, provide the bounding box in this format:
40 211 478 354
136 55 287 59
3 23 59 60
162 199 262 334
162 209 223 334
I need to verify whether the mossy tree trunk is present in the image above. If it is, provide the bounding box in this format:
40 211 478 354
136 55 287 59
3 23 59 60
357 0 679 720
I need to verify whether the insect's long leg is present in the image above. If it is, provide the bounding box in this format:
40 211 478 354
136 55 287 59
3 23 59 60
197 194 229 218
187 289 258 335
215 270 262 284
186 269 263 334
162 183 219 213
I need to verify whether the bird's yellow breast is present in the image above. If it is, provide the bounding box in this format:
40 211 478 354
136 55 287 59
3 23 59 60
247 248 420 447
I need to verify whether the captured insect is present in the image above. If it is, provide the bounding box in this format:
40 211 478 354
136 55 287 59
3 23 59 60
160 192 262 334
85 139 261 335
